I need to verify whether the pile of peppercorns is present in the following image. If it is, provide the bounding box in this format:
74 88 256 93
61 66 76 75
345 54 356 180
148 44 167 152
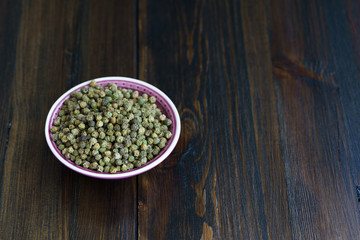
50 80 172 173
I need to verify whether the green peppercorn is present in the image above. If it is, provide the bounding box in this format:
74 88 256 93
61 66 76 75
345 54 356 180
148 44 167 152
114 152 121 160
130 144 138 152
141 158 147 165
115 159 123 166
87 127 94 134
97 165 104 172
81 87 88 94
51 134 59 141
149 96 156 103
99 132 106 139
61 135 68 143
131 123 139 131
68 146 74 154
92 149 99 156
91 131 99 138
165 131 172 139
54 117 61 126
165 119 172 126
153 146 160 155
121 165 128 171
58 110 65 116
133 150 140 157
110 166 117 173
138 127 145 135
161 125 168 132
141 144 148 151
78 122 85 130
90 80 97 87
103 156 111 165
96 121 103 128
89 138 97 146
132 91 139 98
116 136 124 143
104 150 112 157
153 138 160 145
90 162 98 169
75 159 82 165
82 161 90 168
159 141 166 149
79 101 87 108
50 127 58 133
128 156 135 162
71 128 79 136
110 117 116 124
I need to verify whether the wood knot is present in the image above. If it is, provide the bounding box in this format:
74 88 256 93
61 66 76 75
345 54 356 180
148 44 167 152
200 222 214 240
138 200 146 211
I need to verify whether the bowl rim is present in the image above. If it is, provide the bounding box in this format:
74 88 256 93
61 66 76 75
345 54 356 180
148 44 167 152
45 76 181 179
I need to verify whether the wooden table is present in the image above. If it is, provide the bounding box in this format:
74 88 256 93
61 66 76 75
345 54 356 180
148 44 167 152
1 0 359 239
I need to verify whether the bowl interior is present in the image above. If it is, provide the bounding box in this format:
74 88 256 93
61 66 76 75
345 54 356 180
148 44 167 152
47 79 179 177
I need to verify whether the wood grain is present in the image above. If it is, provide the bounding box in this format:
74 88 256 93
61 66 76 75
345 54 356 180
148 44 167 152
0 0 22 210
0 0 360 239
138 0 282 239
271 0 360 238
0 0 137 239
138 0 360 239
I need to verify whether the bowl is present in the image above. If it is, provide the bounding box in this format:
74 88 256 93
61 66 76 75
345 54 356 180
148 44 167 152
45 76 181 179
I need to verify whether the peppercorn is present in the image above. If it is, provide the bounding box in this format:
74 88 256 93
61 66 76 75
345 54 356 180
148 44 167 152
90 162 98 169
165 131 172 139
78 122 85 130
82 161 90 169
50 127 58 133
52 134 59 141
73 158 81 165
149 96 156 103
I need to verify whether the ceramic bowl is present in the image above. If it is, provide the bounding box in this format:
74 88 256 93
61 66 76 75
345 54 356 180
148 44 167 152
45 76 181 179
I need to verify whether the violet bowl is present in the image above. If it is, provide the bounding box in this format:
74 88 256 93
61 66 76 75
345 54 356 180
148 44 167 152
45 76 181 179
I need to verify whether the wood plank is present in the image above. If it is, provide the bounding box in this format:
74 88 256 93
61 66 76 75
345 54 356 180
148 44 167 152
329 0 360 200
270 0 360 238
240 1 293 238
138 0 217 238
138 0 291 239
69 0 138 239
0 0 137 239
0 0 22 208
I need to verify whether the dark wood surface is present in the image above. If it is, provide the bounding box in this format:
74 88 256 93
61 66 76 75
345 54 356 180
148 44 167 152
0 0 359 239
